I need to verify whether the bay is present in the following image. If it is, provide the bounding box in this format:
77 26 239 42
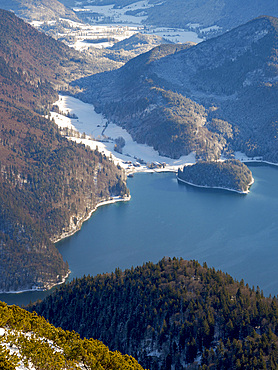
1 164 278 306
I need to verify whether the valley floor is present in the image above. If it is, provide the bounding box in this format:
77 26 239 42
51 95 278 175
50 94 197 174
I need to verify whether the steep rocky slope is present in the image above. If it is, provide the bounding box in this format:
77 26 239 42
0 9 129 292
74 16 278 162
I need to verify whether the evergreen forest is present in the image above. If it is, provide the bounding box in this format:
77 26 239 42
31 258 278 369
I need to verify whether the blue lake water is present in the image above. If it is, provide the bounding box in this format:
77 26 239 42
1 164 278 306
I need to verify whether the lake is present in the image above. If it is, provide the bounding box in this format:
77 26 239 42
1 164 278 306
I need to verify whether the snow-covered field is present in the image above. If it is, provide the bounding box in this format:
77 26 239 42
35 17 203 51
61 20 142 50
50 95 196 173
30 0 205 51
146 27 203 44
74 0 155 24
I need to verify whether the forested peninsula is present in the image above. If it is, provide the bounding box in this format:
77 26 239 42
0 9 129 292
30 257 278 369
177 160 253 193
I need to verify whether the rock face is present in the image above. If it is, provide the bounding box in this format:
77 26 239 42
177 160 253 193
74 16 278 163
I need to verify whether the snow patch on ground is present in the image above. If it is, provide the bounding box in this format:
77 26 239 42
147 27 203 43
51 95 196 173
0 327 85 370
77 0 154 24
200 25 221 33
61 20 141 50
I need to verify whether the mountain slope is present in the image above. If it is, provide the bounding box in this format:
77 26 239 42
0 301 144 369
74 16 278 162
0 9 129 292
145 0 278 29
0 0 79 22
30 258 278 369
110 33 171 52
59 0 278 30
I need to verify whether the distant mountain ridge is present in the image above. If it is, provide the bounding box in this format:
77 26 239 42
110 33 170 51
74 16 278 162
59 0 278 30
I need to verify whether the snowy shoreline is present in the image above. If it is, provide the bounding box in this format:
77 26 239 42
52 195 131 244
177 175 255 194
2 96 276 294
0 270 71 295
51 95 278 173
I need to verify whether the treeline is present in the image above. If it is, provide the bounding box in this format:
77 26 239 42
30 258 278 369
0 301 144 370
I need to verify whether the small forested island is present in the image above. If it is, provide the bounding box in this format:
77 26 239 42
177 159 253 194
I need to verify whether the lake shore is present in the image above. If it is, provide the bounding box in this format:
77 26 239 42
0 270 71 295
52 195 131 244
6 97 268 295
177 175 255 194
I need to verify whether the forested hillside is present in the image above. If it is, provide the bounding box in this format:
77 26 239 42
178 160 253 193
74 16 278 163
0 301 144 369
31 258 278 369
0 9 129 292
59 0 278 30
0 0 79 23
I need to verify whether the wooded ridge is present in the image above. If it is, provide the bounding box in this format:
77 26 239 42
74 16 278 163
30 257 278 369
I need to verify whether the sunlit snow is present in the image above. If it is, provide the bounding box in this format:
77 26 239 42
50 95 196 172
